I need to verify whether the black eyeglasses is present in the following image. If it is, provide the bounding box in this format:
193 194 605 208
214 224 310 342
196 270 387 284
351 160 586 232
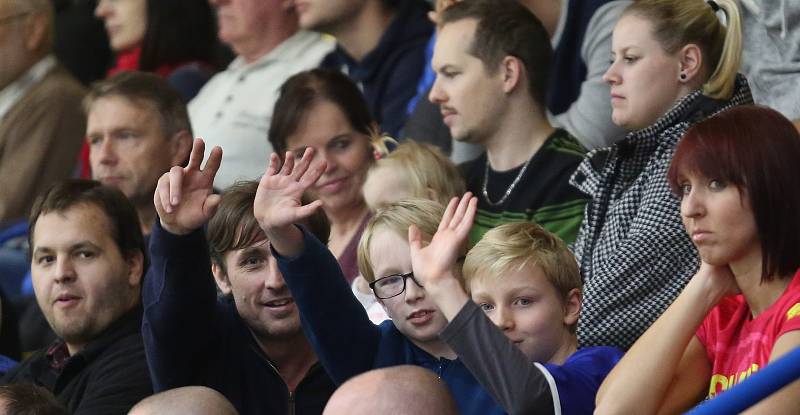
369 271 423 299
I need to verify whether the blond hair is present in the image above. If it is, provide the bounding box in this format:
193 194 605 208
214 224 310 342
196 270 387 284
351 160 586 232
357 199 445 283
624 0 741 99
464 222 581 301
369 140 466 207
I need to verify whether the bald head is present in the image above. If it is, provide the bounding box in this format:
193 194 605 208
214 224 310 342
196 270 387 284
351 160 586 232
323 366 459 415
128 387 238 415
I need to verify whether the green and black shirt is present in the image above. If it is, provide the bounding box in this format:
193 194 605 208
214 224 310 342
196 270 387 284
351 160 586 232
461 128 587 247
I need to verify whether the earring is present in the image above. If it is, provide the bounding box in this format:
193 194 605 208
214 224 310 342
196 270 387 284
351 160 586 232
680 73 687 81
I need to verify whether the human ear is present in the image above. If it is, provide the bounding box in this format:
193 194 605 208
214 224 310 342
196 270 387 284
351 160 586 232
562 288 582 327
126 251 145 287
678 44 703 83
25 14 48 52
500 56 523 94
212 262 233 295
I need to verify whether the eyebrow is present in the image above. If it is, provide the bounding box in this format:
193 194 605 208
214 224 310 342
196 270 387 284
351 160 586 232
33 241 101 256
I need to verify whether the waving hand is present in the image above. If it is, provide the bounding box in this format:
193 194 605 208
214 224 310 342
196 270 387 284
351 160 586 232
154 138 222 235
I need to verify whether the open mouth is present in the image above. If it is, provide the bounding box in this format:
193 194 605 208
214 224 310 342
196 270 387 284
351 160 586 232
263 298 294 308
407 309 434 325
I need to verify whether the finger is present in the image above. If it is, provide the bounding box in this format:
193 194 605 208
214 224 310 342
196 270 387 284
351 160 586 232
186 138 205 171
451 192 472 228
156 173 173 214
266 153 280 177
168 166 184 206
291 147 315 181
295 199 324 220
202 146 223 179
439 197 459 232
457 196 478 235
280 151 295 176
299 160 327 189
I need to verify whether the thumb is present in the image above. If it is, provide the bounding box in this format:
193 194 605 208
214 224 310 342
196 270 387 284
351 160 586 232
203 194 222 219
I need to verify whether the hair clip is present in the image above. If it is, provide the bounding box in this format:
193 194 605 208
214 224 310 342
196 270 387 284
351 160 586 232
707 0 720 13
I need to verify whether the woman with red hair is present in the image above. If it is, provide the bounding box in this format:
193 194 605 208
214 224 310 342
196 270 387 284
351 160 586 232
596 105 800 414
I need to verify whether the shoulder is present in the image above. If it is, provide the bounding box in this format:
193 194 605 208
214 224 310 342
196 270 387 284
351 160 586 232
545 129 589 158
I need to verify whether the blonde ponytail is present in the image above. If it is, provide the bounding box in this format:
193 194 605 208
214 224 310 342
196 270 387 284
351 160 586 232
702 0 742 99
623 0 743 100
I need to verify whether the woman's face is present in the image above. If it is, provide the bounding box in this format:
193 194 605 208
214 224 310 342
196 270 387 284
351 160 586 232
286 100 372 215
603 14 685 131
95 0 148 52
678 171 760 268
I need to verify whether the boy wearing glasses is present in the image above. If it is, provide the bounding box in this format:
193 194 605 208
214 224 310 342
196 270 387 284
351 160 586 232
408 194 624 414
255 149 508 414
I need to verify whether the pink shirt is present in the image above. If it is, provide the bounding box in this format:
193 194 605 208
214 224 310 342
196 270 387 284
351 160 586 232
696 268 800 398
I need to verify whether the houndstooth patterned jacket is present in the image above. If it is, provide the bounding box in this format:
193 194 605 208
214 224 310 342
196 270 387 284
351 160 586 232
570 75 753 350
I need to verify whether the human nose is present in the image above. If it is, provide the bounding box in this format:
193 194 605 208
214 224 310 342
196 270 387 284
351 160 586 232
263 257 287 291
490 306 514 332
95 0 111 18
95 138 118 166
54 257 77 284
403 275 425 303
428 74 447 104
681 188 704 219
603 60 620 85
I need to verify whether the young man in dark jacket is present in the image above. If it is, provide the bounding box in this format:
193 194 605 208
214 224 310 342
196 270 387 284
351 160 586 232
144 139 335 415
294 0 433 137
1 180 152 414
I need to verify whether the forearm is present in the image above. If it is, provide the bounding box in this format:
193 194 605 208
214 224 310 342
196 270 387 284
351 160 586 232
595 277 717 414
143 222 218 389
440 301 554 415
262 223 305 258
274 227 381 383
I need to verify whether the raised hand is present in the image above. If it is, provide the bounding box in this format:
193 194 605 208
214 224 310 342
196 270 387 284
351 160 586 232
409 193 477 287
254 148 326 234
154 138 222 235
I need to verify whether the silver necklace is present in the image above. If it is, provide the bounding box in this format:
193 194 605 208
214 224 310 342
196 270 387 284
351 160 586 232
482 155 533 206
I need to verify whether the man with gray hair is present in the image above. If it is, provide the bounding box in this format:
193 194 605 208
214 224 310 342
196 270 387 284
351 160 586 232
0 0 86 226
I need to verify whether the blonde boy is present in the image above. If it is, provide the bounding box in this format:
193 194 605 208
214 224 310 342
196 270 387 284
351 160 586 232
409 194 623 415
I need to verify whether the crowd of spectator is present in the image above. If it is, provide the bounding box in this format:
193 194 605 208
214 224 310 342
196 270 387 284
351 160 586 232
0 0 798 413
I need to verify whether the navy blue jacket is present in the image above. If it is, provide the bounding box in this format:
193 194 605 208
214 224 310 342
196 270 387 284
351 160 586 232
321 0 433 137
143 223 335 415
275 227 507 415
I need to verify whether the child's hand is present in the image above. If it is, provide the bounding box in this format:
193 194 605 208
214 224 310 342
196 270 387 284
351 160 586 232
154 138 222 235
409 193 477 288
253 148 326 233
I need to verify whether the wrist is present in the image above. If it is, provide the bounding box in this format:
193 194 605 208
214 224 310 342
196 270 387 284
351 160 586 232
424 276 470 321
159 219 192 236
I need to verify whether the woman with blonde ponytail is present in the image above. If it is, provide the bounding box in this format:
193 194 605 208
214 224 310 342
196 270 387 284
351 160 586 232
572 0 753 350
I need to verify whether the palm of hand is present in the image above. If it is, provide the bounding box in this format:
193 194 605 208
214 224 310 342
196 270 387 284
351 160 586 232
254 174 306 229
412 229 462 285
253 150 326 231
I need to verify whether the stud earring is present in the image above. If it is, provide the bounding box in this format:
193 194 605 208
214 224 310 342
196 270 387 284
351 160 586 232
680 73 687 81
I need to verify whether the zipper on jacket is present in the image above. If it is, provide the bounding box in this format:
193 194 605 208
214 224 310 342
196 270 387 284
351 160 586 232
288 390 295 415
